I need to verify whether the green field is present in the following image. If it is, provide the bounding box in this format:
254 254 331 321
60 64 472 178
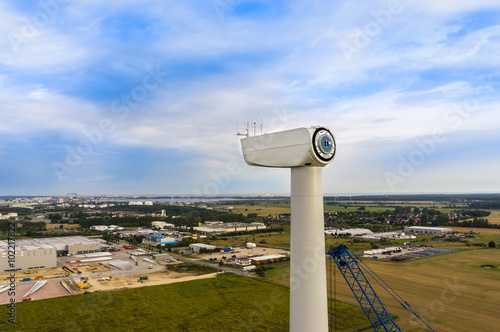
209 224 291 247
0 273 370 332
227 200 474 216
266 248 500 332
229 203 291 216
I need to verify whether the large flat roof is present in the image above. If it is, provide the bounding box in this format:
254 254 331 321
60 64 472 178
0 236 100 252
405 226 452 231
0 240 54 252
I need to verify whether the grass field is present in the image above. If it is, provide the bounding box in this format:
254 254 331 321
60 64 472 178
487 209 500 224
227 201 475 216
266 249 500 332
45 223 78 230
0 273 370 332
230 203 290 216
209 225 291 248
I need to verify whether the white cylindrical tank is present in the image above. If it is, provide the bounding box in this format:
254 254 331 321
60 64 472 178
290 166 328 332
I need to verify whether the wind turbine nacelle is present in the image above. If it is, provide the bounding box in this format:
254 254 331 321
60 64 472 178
240 127 336 168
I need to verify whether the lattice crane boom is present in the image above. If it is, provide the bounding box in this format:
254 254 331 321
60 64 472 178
327 245 401 332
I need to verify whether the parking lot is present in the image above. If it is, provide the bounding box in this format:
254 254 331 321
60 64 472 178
363 246 458 261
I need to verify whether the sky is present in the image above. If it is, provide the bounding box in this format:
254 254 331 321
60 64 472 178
0 0 499 196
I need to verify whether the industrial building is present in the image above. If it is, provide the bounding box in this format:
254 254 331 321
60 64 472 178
194 221 267 233
151 221 175 229
0 236 103 272
0 212 18 220
364 247 403 256
152 253 172 260
250 254 285 264
0 241 57 272
31 236 102 256
145 234 178 245
146 234 168 242
404 226 453 235
325 228 373 236
158 240 178 246
359 231 416 241
189 243 217 253
90 225 125 232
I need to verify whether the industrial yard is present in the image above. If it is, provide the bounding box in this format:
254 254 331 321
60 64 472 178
195 245 289 265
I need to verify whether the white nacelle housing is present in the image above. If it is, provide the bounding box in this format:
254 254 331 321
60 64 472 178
240 126 336 168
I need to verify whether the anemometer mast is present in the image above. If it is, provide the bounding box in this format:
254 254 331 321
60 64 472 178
241 126 336 332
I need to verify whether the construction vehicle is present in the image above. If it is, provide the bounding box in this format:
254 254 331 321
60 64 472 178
138 276 149 283
73 276 91 289
98 274 113 281
327 245 434 332
75 282 90 289
24 270 38 275
148 265 153 269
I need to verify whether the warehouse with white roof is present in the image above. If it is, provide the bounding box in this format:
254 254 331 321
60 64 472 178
0 236 102 272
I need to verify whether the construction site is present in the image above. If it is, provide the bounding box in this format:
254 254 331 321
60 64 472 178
0 235 226 305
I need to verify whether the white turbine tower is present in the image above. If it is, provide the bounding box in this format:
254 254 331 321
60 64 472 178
240 126 336 332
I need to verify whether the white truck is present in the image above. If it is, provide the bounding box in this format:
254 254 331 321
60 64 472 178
243 265 256 272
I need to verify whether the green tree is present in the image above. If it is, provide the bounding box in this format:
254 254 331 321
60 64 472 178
488 241 496 248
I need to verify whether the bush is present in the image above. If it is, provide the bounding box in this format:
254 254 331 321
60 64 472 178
488 241 496 248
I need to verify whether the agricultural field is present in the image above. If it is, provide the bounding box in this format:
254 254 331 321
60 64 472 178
229 202 291 217
266 248 500 332
226 200 474 216
434 227 500 249
486 209 500 224
45 223 79 230
0 273 369 331
209 224 291 248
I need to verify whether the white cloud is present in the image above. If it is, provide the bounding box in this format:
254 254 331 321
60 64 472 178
1 0 499 194
0 84 102 136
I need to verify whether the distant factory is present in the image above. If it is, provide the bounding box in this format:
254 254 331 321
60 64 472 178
194 221 267 234
404 226 453 235
0 236 103 272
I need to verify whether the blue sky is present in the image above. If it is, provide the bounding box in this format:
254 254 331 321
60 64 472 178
1 0 499 196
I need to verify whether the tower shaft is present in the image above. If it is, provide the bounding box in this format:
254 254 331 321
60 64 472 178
290 166 328 332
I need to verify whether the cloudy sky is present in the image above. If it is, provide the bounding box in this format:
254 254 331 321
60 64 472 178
0 0 499 196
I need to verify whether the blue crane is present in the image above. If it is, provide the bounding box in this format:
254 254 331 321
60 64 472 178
327 245 434 332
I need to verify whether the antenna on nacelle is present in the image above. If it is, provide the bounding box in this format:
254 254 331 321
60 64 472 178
236 118 263 137
236 120 250 137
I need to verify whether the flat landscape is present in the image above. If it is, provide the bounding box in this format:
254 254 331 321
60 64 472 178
2 196 500 331
266 248 500 332
0 273 370 332
486 209 500 224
